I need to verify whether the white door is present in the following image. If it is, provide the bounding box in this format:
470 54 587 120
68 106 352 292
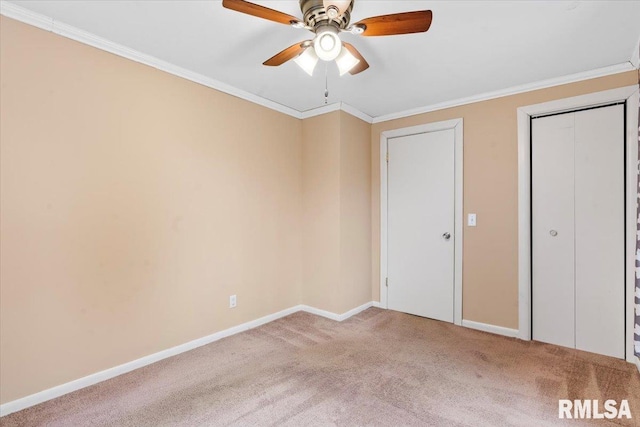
532 104 625 359
573 106 625 358
387 129 455 322
532 113 576 349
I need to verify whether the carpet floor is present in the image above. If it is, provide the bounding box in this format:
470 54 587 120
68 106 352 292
1 308 639 426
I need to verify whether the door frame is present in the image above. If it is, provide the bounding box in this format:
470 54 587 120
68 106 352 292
517 85 639 363
380 118 464 326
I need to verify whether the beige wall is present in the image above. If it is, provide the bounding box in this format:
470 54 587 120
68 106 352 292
371 71 638 330
339 112 372 313
3 11 635 407
0 16 306 404
1 16 374 405
301 111 372 314
302 112 341 311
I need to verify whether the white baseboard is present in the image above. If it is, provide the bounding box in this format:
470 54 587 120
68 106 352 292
0 301 376 417
636 356 640 374
299 301 373 322
371 301 383 308
299 305 342 321
462 319 520 338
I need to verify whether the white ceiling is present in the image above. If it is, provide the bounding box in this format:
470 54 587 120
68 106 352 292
5 0 640 118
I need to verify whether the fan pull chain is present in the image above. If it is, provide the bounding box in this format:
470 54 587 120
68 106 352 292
324 64 329 104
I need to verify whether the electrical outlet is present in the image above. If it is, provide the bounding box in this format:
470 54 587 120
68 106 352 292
468 213 477 227
229 295 237 308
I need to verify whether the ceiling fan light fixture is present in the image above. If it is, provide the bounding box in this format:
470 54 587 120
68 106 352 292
223 0 433 76
294 47 319 76
336 46 360 76
313 26 341 61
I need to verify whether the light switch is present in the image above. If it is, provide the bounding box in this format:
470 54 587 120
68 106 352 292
468 213 477 227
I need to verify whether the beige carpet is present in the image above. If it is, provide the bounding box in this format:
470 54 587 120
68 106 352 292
2 308 639 426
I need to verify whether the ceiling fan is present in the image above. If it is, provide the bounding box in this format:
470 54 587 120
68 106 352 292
222 0 433 76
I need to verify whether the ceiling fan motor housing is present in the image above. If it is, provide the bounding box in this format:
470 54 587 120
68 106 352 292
299 0 353 30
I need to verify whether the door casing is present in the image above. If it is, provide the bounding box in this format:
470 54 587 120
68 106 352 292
517 85 639 363
531 105 626 358
379 118 464 326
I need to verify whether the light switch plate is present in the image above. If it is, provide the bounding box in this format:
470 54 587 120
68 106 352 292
468 213 477 227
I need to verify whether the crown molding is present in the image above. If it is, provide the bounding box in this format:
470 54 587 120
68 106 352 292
0 1 373 122
371 62 635 124
0 0 51 29
339 102 374 123
1 1 635 126
0 1 302 119
630 33 640 69
298 102 374 123
298 102 342 119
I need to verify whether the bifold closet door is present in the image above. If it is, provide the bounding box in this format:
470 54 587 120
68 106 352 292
532 113 576 349
532 104 624 359
574 105 624 358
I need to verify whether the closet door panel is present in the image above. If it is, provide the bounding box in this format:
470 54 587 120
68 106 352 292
574 105 625 358
532 113 576 349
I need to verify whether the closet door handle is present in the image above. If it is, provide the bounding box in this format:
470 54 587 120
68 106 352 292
549 230 558 237
442 232 451 241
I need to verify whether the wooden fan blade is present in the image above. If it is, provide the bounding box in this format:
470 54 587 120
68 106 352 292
353 10 432 36
263 42 307 66
222 0 301 26
343 42 369 75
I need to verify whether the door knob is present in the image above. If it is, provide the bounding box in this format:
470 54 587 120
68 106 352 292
549 230 558 237
442 232 451 241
